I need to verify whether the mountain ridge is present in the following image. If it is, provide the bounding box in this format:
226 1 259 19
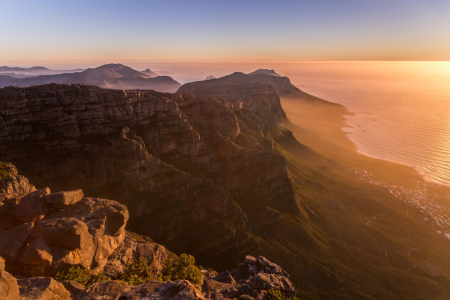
0 63 181 92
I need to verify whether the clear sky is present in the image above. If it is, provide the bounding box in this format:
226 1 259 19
1 0 449 67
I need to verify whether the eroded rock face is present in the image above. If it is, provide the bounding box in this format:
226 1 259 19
0 180 129 277
120 280 206 300
0 256 20 300
104 236 176 279
80 280 132 300
46 189 84 208
15 188 50 222
0 162 36 198
0 82 298 269
17 277 71 300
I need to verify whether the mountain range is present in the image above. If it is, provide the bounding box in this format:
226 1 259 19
0 69 449 299
0 63 181 92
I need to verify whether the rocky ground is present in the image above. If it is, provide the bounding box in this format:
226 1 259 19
0 164 296 299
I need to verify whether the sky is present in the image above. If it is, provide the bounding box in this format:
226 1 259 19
1 0 450 68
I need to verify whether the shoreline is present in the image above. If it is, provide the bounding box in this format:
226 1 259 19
341 113 450 188
280 95 450 239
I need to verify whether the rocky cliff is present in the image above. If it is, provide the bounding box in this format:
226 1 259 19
0 81 299 268
0 165 297 300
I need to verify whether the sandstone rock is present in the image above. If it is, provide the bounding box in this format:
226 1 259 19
251 273 296 297
17 277 71 300
103 236 137 278
40 217 93 250
155 280 205 300
80 280 132 300
0 256 20 300
202 279 239 299
214 256 297 298
44 197 129 271
118 281 164 299
245 256 289 277
104 235 176 280
213 270 236 285
15 188 50 222
50 246 93 273
0 83 298 271
46 189 84 208
113 281 206 300
238 295 254 300
60 280 85 299
0 162 36 197
16 236 53 277
133 240 176 277
0 222 34 263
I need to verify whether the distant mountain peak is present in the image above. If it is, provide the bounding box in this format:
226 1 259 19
248 69 280 76
141 68 158 77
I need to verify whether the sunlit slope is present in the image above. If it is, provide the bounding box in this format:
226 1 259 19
263 96 450 299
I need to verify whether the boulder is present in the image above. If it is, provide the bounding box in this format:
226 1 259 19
15 188 50 222
118 281 164 299
60 280 85 300
40 217 93 250
0 256 20 300
245 256 289 277
250 273 296 297
202 279 239 299
156 280 205 300
0 222 34 263
44 197 129 271
213 270 236 285
16 236 53 277
103 236 137 278
46 189 84 208
80 280 132 300
50 246 93 273
0 162 36 197
17 277 71 300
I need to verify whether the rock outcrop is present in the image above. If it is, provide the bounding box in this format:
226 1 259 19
0 256 20 300
0 162 36 198
104 235 176 279
0 81 299 267
203 255 296 299
0 165 297 299
0 183 128 277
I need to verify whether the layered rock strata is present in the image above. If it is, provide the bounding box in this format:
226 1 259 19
0 185 128 277
0 82 299 263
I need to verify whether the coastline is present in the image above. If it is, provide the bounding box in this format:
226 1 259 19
280 94 450 240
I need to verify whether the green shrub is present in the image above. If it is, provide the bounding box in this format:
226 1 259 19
55 266 108 287
161 254 203 285
266 289 299 300
117 257 154 286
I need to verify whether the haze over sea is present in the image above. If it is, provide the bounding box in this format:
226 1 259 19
279 61 450 187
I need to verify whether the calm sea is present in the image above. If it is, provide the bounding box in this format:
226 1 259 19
279 62 450 187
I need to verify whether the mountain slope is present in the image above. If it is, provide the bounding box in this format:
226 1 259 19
0 63 181 92
1 74 450 299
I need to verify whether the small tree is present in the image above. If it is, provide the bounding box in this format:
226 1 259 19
161 254 203 285
117 258 154 286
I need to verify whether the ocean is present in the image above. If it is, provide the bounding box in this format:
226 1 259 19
150 61 450 187
279 61 450 187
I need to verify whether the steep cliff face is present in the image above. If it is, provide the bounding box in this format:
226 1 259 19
0 82 298 265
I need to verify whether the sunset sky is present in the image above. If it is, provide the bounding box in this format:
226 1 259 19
1 0 450 68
